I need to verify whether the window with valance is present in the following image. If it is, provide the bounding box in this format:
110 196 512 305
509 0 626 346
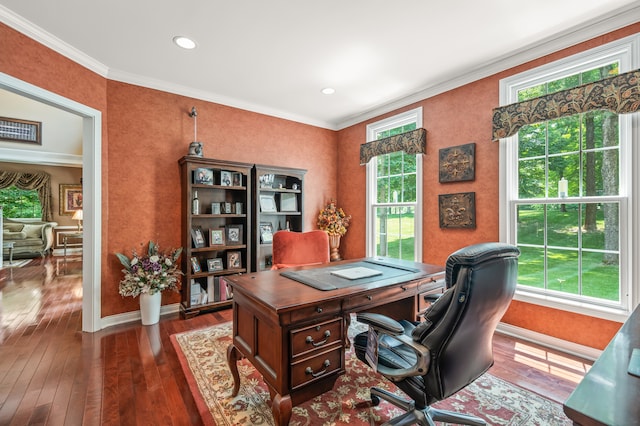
0 170 53 221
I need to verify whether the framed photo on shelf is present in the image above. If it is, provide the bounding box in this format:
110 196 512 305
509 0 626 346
191 226 206 248
259 222 273 244
211 203 221 215
209 228 225 246
220 170 232 186
279 193 297 212
190 256 201 273
259 194 277 213
234 202 243 215
227 251 242 270
222 202 233 214
194 168 214 185
232 172 242 186
225 224 243 245
207 258 224 272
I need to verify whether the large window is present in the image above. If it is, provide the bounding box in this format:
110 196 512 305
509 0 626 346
366 107 422 261
0 186 42 218
500 37 639 320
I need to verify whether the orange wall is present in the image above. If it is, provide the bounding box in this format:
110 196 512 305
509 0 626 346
0 23 338 317
337 23 640 350
1 19 636 347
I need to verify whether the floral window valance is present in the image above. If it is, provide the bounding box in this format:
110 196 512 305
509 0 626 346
492 69 640 141
0 170 53 221
360 128 427 165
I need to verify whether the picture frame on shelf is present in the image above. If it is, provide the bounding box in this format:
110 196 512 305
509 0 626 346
232 172 242 187
259 222 273 244
227 251 242 270
207 258 224 272
225 224 243 245
222 202 233 214
279 193 297 212
194 168 214 185
220 170 232 186
190 257 201 273
211 203 221 215
234 202 243 214
191 226 206 248
259 194 277 213
209 228 225 246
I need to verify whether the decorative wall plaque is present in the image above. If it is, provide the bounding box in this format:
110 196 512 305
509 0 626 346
439 143 475 183
439 192 476 229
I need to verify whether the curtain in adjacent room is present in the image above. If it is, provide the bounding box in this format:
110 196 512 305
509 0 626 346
0 170 53 221
360 128 427 165
492 69 640 141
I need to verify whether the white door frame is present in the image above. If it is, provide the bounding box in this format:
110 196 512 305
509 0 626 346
0 72 102 332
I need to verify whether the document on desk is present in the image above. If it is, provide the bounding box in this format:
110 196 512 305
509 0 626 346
330 266 383 280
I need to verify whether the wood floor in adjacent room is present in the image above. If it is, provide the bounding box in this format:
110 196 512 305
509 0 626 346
0 255 592 425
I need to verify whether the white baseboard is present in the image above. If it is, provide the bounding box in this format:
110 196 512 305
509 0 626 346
100 302 180 329
496 322 602 362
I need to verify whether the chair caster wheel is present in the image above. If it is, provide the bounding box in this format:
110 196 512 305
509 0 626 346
370 394 380 406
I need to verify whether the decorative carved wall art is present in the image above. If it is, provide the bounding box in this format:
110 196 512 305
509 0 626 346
439 192 476 229
439 143 475 183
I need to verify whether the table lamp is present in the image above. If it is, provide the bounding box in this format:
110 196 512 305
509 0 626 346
72 209 83 231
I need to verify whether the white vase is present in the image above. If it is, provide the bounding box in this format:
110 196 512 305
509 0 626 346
139 292 161 325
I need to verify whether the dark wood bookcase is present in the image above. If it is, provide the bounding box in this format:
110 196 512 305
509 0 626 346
252 164 306 271
179 156 252 318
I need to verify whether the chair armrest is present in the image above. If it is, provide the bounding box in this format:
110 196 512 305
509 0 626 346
356 312 404 335
356 312 431 379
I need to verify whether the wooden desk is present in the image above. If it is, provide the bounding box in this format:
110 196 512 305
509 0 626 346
563 305 640 425
225 257 444 426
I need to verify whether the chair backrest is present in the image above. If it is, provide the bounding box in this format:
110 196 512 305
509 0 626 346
271 230 330 269
413 242 519 403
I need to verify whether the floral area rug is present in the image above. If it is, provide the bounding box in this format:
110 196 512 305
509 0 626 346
171 321 571 425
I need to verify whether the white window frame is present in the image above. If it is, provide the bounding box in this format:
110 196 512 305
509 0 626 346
365 107 423 261
499 34 640 322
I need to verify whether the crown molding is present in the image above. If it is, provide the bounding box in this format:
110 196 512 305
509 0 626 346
0 147 82 166
0 5 108 77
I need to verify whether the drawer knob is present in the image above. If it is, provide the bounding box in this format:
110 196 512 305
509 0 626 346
316 307 323 313
305 330 331 347
305 359 331 378
366 295 373 301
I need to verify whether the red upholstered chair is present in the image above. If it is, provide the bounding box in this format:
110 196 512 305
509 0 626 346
271 230 330 270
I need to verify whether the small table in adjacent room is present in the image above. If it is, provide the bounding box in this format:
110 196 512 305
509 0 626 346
63 232 83 260
3 241 14 265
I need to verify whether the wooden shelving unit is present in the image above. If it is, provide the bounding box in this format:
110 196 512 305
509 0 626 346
179 156 252 318
252 165 306 271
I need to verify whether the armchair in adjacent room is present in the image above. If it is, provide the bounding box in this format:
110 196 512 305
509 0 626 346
353 242 520 426
271 230 330 270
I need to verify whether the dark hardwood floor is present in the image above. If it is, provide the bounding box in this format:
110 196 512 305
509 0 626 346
0 255 592 425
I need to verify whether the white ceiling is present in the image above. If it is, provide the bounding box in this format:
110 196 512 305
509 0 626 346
1 1 640 130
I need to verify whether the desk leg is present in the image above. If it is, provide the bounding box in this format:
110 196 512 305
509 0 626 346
226 344 242 397
271 393 292 426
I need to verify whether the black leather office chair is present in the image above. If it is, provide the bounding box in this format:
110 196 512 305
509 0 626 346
354 242 520 426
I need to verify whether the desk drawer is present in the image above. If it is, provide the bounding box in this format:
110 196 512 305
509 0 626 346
344 281 417 311
289 299 342 323
291 318 343 358
290 346 343 389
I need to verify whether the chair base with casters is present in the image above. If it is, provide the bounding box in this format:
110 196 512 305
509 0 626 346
353 242 520 426
368 387 486 426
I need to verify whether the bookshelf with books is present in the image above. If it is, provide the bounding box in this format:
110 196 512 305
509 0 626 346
179 156 252 318
252 164 306 271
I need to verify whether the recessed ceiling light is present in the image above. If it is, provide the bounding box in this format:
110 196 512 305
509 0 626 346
173 36 197 50
321 87 336 95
